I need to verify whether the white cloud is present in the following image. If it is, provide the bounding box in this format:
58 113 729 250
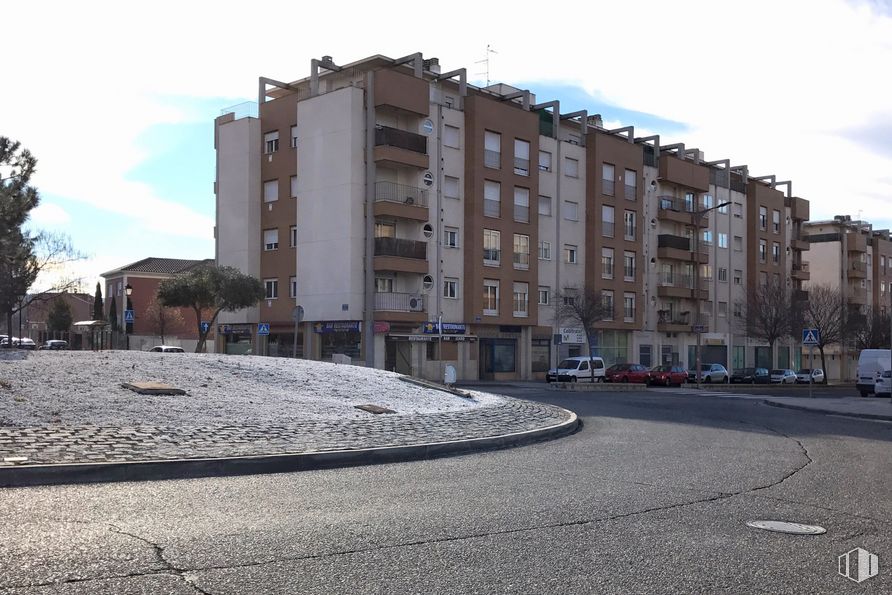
29 203 70 226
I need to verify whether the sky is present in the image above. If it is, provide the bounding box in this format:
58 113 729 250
2 0 891 294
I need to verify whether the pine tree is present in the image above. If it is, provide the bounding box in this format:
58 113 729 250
93 282 103 320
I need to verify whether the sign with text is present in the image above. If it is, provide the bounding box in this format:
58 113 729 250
559 327 585 344
313 321 361 334
422 321 467 334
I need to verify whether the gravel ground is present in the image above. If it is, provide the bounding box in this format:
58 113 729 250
0 351 504 427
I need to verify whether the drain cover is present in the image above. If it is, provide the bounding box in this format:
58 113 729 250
746 520 826 535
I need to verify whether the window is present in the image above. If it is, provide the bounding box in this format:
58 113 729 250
444 227 459 248
759 206 767 230
444 278 458 299
514 187 530 222
759 239 767 263
538 286 550 305
562 291 577 307
602 205 615 238
718 233 728 249
733 235 743 252
484 180 500 217
263 180 278 203
483 229 501 265
264 278 278 299
759 271 768 286
702 300 713 315
514 139 530 176
684 192 695 212
701 264 713 281
734 302 743 318
702 194 713 209
538 195 552 216
718 301 728 317
375 219 395 238
564 157 579 178
264 131 279 154
513 282 529 317
513 234 530 269
623 211 636 241
623 293 635 322
772 210 780 233
624 169 637 200
702 230 713 245
602 290 614 320
290 175 297 198
263 228 279 251
882 255 886 271
602 163 615 196
289 277 297 298
539 151 552 172
602 248 614 279
444 125 460 148
624 251 636 281
718 267 728 282
732 203 743 218
483 279 499 315
734 269 742 285
484 131 501 168
290 126 298 149
563 200 579 221
718 201 729 214
538 241 551 260
772 242 780 264
375 277 393 293
564 244 578 264
290 225 297 248
444 176 460 199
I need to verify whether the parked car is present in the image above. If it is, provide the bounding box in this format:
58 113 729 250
0 337 36 350
770 369 797 384
38 340 68 350
646 365 688 387
730 367 770 384
148 345 185 353
857 349 891 397
795 368 825 384
688 364 729 384
605 363 650 383
545 356 605 382
875 369 892 398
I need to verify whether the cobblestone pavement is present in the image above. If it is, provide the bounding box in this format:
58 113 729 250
0 399 572 466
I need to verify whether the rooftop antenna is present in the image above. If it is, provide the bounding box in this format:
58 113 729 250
475 44 497 87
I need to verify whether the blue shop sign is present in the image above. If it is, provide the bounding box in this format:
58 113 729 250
422 322 466 335
313 321 362 334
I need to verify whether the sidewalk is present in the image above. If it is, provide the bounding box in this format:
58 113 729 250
761 395 892 421
0 399 577 487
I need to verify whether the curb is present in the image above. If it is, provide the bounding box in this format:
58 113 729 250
549 382 639 392
0 410 579 488
761 399 892 422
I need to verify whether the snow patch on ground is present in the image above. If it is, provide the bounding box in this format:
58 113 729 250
0 351 504 426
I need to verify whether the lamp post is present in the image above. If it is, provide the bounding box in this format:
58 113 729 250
692 201 731 389
125 283 133 351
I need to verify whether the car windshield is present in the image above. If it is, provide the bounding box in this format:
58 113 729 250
770 369 784 375
733 368 753 375
653 365 671 372
797 369 810 374
557 359 578 369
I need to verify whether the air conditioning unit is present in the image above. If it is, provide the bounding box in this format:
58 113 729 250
409 295 424 311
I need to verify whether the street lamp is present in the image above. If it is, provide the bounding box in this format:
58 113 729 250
125 284 133 351
692 201 731 389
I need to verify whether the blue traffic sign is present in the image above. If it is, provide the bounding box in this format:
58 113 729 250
124 309 135 323
200 321 210 334
802 328 820 345
257 323 270 336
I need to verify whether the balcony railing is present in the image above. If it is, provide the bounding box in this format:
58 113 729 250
792 262 810 273
484 199 500 217
483 248 501 264
513 252 530 269
658 196 695 213
375 181 429 207
657 310 690 325
484 149 500 169
374 125 427 154
374 292 423 312
658 234 692 251
602 179 615 196
850 260 867 273
374 237 427 260
513 157 530 176
659 273 694 288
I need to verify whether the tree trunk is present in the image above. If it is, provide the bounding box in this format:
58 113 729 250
3 313 11 348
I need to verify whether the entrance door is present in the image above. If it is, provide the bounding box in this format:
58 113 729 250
385 339 412 374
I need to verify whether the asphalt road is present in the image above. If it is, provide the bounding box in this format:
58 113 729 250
2 388 891 594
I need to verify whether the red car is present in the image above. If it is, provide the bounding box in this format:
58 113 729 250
605 363 650 383
646 365 688 387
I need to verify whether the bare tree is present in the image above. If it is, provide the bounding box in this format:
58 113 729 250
801 284 846 374
850 305 891 351
554 286 613 382
736 280 795 369
144 294 185 345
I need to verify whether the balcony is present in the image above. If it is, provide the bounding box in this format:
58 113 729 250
846 232 867 253
657 196 706 226
658 154 710 191
373 291 427 323
790 238 809 252
787 196 810 221
657 234 708 264
374 125 428 169
657 274 708 300
374 182 429 221
849 287 868 305
791 261 810 281
373 237 428 274
848 259 867 279
793 289 809 303
373 69 430 116
657 310 691 333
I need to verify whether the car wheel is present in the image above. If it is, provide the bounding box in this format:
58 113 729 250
622 376 629 383
570 376 577 383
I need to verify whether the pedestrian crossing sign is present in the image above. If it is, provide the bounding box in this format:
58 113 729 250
802 328 820 345
257 323 270 336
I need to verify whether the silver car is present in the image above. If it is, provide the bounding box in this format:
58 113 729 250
770 369 797 384
687 363 729 384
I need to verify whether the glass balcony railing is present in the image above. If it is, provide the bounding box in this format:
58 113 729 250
374 125 427 154
374 237 427 260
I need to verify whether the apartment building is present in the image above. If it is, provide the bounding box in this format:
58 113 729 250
214 52 810 381
803 216 892 380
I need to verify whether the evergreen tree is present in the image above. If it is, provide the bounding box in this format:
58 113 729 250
93 282 103 320
47 298 73 333
108 295 119 332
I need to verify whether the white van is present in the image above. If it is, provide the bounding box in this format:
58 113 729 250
546 356 606 383
856 349 891 397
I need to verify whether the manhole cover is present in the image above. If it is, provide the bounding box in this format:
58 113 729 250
746 520 826 535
